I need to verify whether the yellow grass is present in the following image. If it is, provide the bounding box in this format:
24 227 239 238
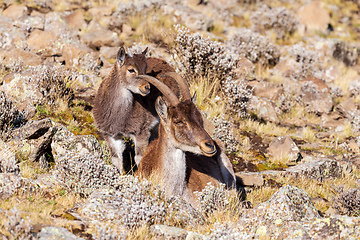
189 76 226 118
301 127 317 142
238 118 290 137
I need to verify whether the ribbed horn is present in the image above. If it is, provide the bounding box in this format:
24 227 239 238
160 72 191 101
134 75 180 106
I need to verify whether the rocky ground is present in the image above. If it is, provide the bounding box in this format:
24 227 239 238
1 0 360 239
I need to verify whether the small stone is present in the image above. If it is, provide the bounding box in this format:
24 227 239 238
81 29 119 49
150 225 188 240
2 4 28 20
37 227 85 240
297 1 331 34
63 10 87 31
235 172 264 187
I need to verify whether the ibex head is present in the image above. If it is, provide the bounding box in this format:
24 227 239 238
136 73 217 157
114 46 150 96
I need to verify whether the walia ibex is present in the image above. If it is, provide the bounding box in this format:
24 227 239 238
136 73 236 205
93 47 183 173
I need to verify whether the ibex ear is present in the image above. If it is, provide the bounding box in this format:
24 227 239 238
191 91 197 103
142 47 149 55
116 47 126 66
155 96 168 122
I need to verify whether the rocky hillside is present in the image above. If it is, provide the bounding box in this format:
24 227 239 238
1 0 360 239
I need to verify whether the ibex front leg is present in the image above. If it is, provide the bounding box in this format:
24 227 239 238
106 135 126 173
131 132 151 166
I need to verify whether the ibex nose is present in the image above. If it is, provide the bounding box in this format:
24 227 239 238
139 83 150 96
200 139 217 157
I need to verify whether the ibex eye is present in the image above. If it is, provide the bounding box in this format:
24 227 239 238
175 121 184 126
128 69 136 73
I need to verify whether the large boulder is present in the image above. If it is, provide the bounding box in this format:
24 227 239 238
50 124 104 161
268 136 301 162
27 29 60 56
8 118 56 166
251 185 320 222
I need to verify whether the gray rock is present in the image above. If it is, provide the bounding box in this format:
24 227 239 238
13 15 45 31
0 48 43 67
11 118 52 140
99 46 118 60
63 11 87 31
284 158 342 181
299 77 333 114
268 136 301 162
27 29 61 56
161 4 213 31
81 29 119 49
250 81 284 101
7 119 56 164
248 96 280 124
337 97 360 120
1 4 28 20
235 172 264 187
51 124 104 162
254 185 320 222
150 225 188 240
320 113 350 130
255 158 343 182
297 1 331 35
37 226 84 240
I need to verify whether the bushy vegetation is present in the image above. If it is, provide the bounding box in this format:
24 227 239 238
251 4 298 39
172 25 237 82
0 91 24 141
332 185 360 216
229 28 280 66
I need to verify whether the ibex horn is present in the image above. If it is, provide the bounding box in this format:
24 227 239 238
135 75 180 106
160 72 191 101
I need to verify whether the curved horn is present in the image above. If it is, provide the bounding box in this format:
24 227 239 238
160 72 191 101
134 75 179 106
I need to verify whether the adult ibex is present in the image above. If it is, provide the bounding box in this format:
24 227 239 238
93 47 182 173
137 73 236 205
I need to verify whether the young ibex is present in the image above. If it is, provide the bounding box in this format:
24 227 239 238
93 47 182 173
136 73 236 204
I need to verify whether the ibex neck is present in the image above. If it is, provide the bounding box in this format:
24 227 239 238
162 147 186 196
158 126 187 196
